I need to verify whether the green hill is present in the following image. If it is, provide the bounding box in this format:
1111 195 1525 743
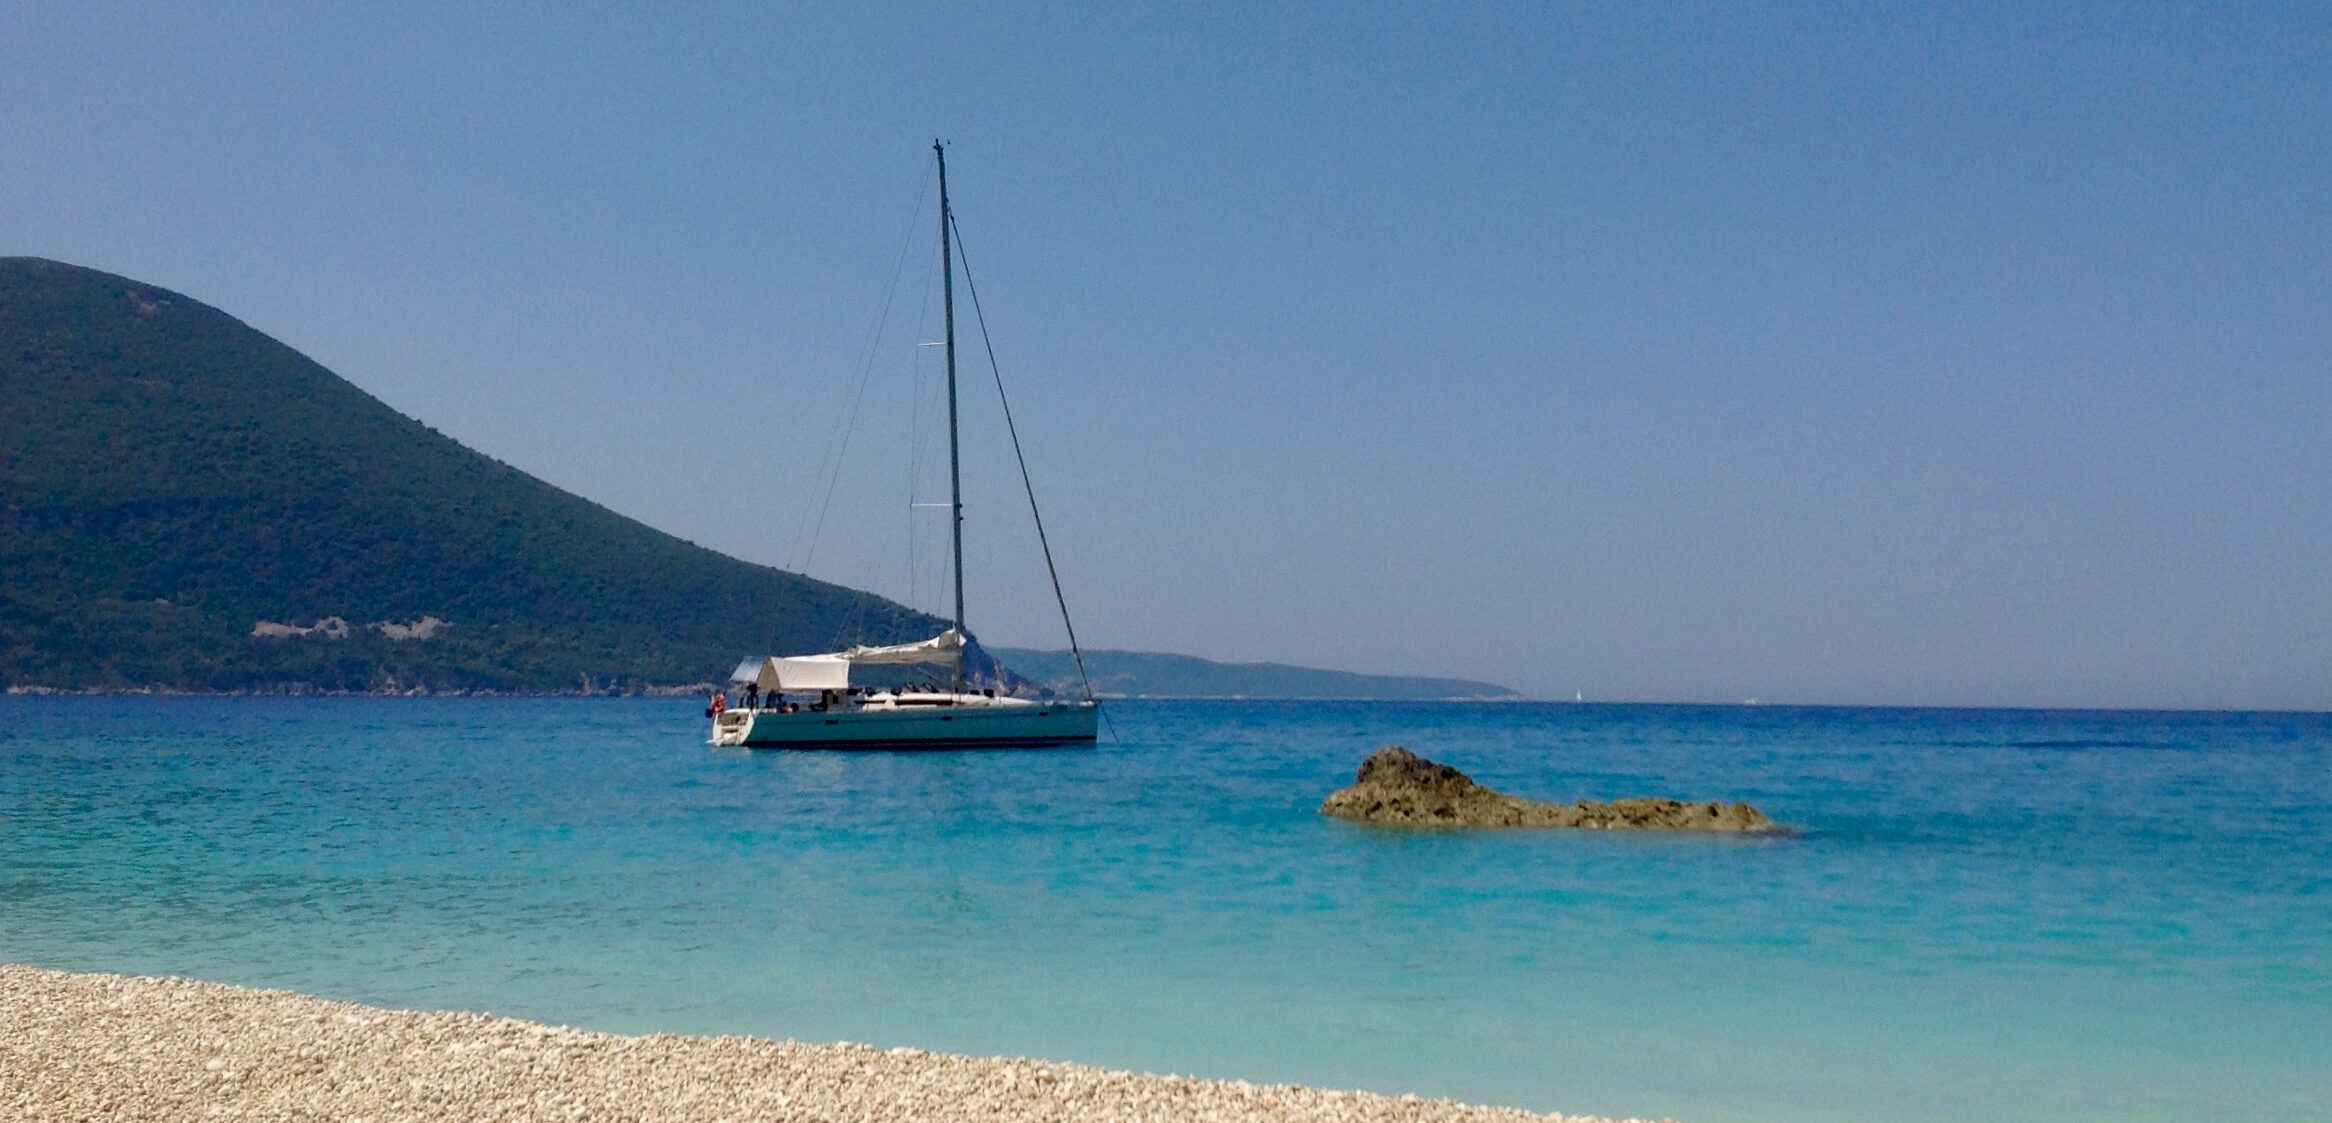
0 257 940 692
992 647 1520 700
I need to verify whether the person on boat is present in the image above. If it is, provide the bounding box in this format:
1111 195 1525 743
743 683 760 711
707 690 726 718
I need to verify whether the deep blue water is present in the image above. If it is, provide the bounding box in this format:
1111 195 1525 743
1 697 2325 1122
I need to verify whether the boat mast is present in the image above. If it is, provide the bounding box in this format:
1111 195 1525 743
936 140 967 682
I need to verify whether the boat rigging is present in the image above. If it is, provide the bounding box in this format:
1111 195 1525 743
709 142 1100 750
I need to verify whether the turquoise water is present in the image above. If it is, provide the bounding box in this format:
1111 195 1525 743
2 698 2325 1122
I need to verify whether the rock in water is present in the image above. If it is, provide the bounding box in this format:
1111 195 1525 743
1320 746 1779 832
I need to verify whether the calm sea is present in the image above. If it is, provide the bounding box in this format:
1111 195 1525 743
1 697 2324 1122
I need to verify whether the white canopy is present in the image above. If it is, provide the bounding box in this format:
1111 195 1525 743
728 630 970 693
729 654 852 692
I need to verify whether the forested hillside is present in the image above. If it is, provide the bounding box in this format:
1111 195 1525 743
0 257 937 692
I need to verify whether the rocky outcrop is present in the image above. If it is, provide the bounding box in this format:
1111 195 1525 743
1321 746 1779 832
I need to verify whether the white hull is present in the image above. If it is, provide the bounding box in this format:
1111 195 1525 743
712 700 1097 749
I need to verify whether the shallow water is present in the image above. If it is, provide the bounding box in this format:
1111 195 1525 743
2 697 2325 1122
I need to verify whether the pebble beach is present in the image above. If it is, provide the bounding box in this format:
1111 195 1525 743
1 965 1650 1123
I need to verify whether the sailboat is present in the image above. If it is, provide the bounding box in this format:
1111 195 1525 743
709 143 1100 750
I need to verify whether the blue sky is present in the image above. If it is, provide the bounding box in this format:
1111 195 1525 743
5 3 2327 707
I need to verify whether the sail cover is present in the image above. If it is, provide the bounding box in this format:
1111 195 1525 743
839 629 965 665
840 629 1004 687
729 630 1002 692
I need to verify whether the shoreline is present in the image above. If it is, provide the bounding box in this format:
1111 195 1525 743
0 965 1655 1123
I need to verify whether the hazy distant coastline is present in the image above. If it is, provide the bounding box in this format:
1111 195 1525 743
994 647 1521 701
